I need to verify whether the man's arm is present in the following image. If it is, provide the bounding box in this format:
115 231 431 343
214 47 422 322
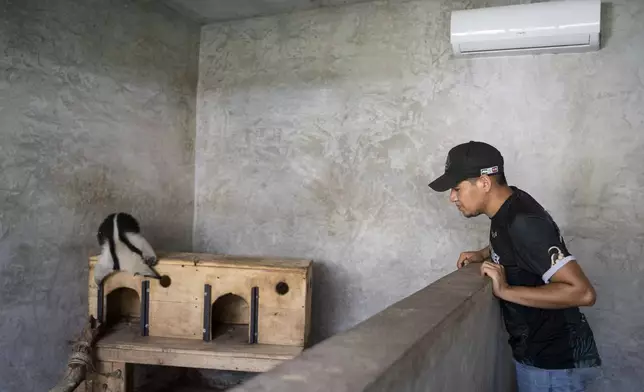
481 214 597 309
457 245 490 268
488 261 596 308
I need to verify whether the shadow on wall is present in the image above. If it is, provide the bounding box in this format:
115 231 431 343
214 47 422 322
601 2 614 48
308 261 355 345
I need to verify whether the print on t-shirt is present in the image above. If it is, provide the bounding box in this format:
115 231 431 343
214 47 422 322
490 244 500 264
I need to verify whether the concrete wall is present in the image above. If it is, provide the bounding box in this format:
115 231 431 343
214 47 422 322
229 265 515 392
0 1 199 391
196 0 644 390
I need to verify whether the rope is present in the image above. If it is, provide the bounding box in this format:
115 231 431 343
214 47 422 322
67 346 95 372
64 321 122 383
67 343 121 380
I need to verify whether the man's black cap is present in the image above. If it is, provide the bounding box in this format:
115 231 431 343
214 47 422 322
428 141 504 192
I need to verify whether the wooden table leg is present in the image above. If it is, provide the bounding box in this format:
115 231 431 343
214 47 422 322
75 361 130 392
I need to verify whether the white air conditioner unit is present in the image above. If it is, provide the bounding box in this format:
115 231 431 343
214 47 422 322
450 0 602 58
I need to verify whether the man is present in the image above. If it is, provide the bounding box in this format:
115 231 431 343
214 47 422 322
428 141 602 392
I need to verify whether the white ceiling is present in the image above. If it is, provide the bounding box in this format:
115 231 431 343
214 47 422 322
161 0 376 23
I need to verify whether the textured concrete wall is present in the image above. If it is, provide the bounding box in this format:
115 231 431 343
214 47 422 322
163 0 377 23
0 1 199 391
196 0 644 390
229 265 515 392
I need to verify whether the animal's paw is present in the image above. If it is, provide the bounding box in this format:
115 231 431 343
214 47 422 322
144 256 158 266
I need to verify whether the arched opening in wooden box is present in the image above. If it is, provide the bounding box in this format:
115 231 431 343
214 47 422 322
105 287 140 328
211 293 249 343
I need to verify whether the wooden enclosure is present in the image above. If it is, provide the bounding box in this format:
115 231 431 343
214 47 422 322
78 252 313 391
88 252 312 346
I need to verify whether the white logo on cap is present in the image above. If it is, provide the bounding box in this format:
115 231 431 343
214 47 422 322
480 166 499 175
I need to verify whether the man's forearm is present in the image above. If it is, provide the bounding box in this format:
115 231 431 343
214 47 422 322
499 282 595 309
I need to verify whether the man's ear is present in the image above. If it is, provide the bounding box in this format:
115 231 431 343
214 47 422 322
479 175 493 192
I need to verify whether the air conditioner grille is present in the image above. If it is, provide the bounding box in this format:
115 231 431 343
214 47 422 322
459 34 591 54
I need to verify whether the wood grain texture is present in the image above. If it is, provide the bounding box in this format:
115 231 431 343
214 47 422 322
94 324 303 372
148 301 203 339
89 252 312 270
88 252 313 346
74 361 130 392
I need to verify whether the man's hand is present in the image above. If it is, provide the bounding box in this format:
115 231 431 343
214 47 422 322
457 248 488 269
480 261 509 298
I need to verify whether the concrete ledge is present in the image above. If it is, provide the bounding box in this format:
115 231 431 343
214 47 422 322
229 264 515 392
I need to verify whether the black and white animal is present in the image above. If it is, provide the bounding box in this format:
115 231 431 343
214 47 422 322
94 212 160 285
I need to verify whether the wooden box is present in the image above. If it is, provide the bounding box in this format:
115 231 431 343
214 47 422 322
88 252 312 347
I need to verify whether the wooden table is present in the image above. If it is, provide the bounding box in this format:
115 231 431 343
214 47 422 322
76 322 303 392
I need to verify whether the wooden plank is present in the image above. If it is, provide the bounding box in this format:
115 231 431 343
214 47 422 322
79 360 129 392
87 265 97 298
148 301 203 339
253 272 308 310
88 295 97 320
208 269 308 310
97 347 292 373
147 264 203 303
88 271 144 297
89 252 312 271
258 307 307 346
94 323 303 373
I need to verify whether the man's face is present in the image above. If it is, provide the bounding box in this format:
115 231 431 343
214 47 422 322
449 179 486 218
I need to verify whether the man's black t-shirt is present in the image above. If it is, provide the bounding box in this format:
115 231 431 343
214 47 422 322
489 186 601 369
